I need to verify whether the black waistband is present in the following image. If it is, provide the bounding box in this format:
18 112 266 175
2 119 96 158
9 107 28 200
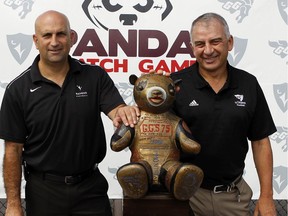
27 165 98 185
201 175 242 193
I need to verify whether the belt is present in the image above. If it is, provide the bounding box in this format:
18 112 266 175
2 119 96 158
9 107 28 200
201 175 242 193
28 165 98 185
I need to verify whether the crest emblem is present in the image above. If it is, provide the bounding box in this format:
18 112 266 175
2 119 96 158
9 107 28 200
273 166 288 194
234 94 244 101
7 33 33 65
273 83 288 113
278 0 288 25
228 37 248 66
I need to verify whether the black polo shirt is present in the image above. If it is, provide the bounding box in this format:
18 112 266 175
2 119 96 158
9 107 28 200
170 62 276 187
0 55 125 175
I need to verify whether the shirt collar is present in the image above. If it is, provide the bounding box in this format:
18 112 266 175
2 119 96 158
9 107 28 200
30 55 81 83
195 61 238 90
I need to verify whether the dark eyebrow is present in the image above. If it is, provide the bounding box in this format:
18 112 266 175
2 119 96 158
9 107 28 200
210 37 223 42
42 30 67 37
193 37 224 46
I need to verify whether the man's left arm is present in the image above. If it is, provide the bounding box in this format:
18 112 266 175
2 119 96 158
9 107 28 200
251 137 276 216
108 104 140 128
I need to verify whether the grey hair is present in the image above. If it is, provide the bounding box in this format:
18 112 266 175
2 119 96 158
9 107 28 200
190 12 231 41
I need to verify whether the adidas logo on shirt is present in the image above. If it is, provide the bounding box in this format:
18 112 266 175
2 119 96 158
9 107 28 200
189 100 199 106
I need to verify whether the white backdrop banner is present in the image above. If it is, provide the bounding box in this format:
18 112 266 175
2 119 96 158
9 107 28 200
0 0 287 199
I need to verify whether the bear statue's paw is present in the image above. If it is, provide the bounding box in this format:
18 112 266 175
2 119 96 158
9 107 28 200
172 164 204 201
117 163 149 199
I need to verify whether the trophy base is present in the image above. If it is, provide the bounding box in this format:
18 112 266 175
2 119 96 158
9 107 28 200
122 191 194 216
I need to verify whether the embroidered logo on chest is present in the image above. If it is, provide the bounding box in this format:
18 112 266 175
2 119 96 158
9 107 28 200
75 85 88 98
234 94 246 107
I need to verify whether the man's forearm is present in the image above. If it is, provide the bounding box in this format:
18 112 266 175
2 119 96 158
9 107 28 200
3 142 23 209
252 137 276 215
252 138 274 197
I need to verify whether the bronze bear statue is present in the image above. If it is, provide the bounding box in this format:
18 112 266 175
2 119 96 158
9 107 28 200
111 73 203 200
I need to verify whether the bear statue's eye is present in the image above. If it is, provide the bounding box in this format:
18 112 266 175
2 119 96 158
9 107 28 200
137 85 144 91
168 84 175 96
136 80 147 91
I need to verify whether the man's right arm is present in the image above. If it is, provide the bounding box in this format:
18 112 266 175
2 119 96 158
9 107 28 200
3 141 24 216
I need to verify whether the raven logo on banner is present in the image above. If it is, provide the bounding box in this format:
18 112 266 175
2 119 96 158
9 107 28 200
82 0 173 30
269 40 288 59
270 126 288 152
115 83 134 106
4 0 34 19
218 0 254 23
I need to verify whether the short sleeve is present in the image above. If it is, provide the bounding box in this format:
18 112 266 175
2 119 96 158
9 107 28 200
0 87 27 143
247 81 276 141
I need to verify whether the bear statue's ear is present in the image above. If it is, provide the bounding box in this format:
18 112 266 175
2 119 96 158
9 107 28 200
174 79 182 86
129 75 138 85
